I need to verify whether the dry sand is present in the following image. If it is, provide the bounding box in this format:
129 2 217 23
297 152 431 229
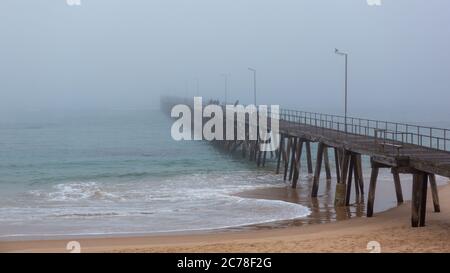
1 184 449 253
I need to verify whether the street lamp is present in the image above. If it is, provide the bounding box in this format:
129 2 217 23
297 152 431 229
335 48 349 133
248 68 257 106
221 73 229 104
195 78 200 96
184 80 189 103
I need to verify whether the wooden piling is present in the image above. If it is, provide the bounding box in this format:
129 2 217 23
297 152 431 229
428 174 440 212
230 140 241 153
254 122 260 161
334 151 350 207
412 172 428 227
262 150 267 167
353 155 360 197
252 141 257 161
323 147 332 180
366 164 379 217
411 173 420 227
256 145 262 167
334 147 341 182
345 155 354 206
276 135 284 174
288 138 298 181
419 173 428 227
355 154 364 194
305 141 313 174
392 168 404 204
283 137 292 181
311 142 325 197
292 140 304 188
337 148 343 169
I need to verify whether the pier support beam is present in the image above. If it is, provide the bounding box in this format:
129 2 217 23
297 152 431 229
256 141 263 167
249 141 255 161
335 150 350 207
311 142 325 197
292 140 304 188
391 168 404 204
366 164 379 217
275 135 284 174
247 141 251 158
288 138 298 181
323 147 332 180
262 150 267 167
283 137 292 181
253 139 258 161
366 159 398 217
355 154 364 195
419 173 428 227
334 147 341 182
230 140 242 153
305 142 313 174
412 172 428 227
428 174 441 213
345 155 354 206
346 154 364 206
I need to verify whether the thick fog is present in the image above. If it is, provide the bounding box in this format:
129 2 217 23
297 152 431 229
1 0 449 123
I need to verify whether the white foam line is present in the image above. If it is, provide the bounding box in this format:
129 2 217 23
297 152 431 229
0 198 310 240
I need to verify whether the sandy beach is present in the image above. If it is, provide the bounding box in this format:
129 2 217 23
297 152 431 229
1 182 449 253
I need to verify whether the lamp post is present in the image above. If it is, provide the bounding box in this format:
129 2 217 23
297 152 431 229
195 78 200 97
248 68 257 106
184 80 189 103
335 48 349 133
221 74 229 104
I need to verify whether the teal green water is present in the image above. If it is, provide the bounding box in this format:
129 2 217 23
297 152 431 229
0 109 309 238
1 109 446 239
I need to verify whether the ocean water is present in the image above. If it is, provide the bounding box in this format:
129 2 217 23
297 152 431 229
0 109 447 239
0 109 310 238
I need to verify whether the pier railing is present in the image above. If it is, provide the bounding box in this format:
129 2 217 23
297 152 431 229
161 97 450 153
280 109 450 153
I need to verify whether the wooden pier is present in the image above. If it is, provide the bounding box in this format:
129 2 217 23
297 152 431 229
162 97 450 227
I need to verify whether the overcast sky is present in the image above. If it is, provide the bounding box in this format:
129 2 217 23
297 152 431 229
1 0 449 122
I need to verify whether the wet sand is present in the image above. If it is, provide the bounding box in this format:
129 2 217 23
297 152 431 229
232 170 424 229
1 182 449 253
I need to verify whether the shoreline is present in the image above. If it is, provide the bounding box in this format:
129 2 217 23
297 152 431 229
0 176 401 243
1 182 449 253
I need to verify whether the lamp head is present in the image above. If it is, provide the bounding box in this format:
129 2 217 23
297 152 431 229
335 48 348 56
